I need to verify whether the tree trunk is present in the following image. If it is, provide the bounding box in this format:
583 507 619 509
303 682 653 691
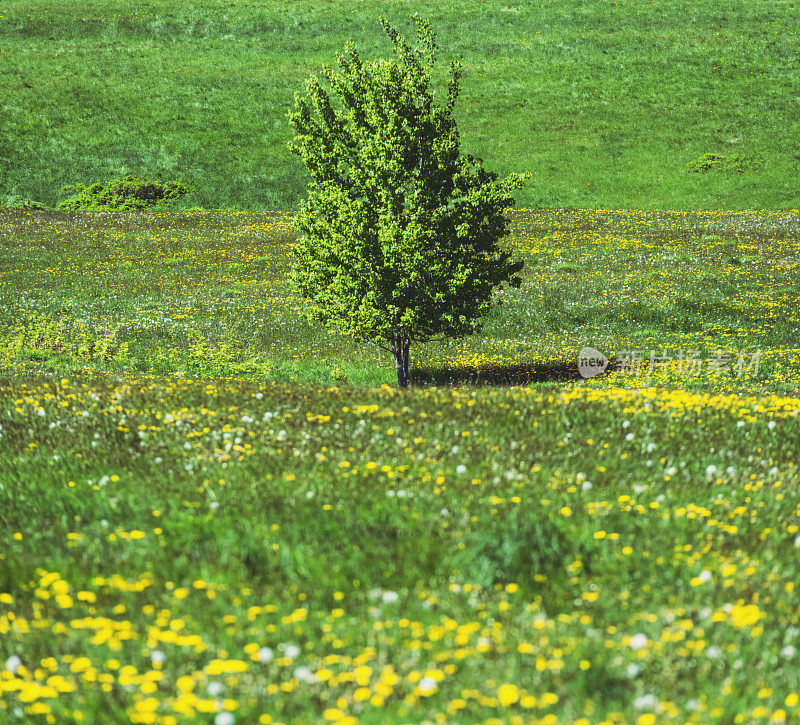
390 334 411 388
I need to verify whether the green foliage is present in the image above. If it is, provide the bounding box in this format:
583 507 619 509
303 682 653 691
2 195 48 210
56 174 190 211
0 317 129 366
687 153 752 174
288 15 526 386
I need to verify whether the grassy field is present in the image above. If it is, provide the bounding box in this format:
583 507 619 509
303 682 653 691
2 207 800 723
2 0 800 210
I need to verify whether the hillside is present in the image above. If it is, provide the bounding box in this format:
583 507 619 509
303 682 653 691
2 0 799 210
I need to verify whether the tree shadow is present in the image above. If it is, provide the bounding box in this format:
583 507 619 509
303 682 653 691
410 359 601 387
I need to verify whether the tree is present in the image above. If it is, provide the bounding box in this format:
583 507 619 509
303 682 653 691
288 14 526 388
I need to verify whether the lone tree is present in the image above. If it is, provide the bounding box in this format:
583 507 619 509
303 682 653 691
288 14 526 388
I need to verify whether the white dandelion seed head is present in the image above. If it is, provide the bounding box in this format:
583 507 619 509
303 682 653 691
633 694 658 710
417 676 438 694
283 644 300 659
293 666 314 682
629 633 648 650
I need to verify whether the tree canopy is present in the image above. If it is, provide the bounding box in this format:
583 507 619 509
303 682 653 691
288 14 526 387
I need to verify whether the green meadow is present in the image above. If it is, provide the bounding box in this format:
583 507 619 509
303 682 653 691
2 0 800 210
4 0 800 723
2 207 800 723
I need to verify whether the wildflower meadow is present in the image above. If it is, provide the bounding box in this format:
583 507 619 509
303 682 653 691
4 0 800 722
2 207 800 723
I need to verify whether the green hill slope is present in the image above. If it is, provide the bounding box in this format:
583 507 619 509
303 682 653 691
1 0 799 210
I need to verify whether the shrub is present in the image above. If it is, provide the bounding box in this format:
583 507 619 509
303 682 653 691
56 174 190 211
686 153 751 174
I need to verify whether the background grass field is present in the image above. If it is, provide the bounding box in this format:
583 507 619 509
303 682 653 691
2 0 800 210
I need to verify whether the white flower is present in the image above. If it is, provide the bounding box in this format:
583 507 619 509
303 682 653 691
5 655 22 674
439 508 449 516
257 647 273 663
626 663 641 678
381 590 399 604
582 481 593 491
215 713 234 725
794 535 800 548
417 676 438 694
665 466 677 476
150 649 166 664
284 644 300 658
456 465 467 474
706 464 717 478
706 646 722 658
781 645 797 658
451 445 459 454
768 420 776 430
697 570 712 583
646 442 656 453
207 681 224 696
629 633 648 650
625 433 635 441
622 420 630 428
